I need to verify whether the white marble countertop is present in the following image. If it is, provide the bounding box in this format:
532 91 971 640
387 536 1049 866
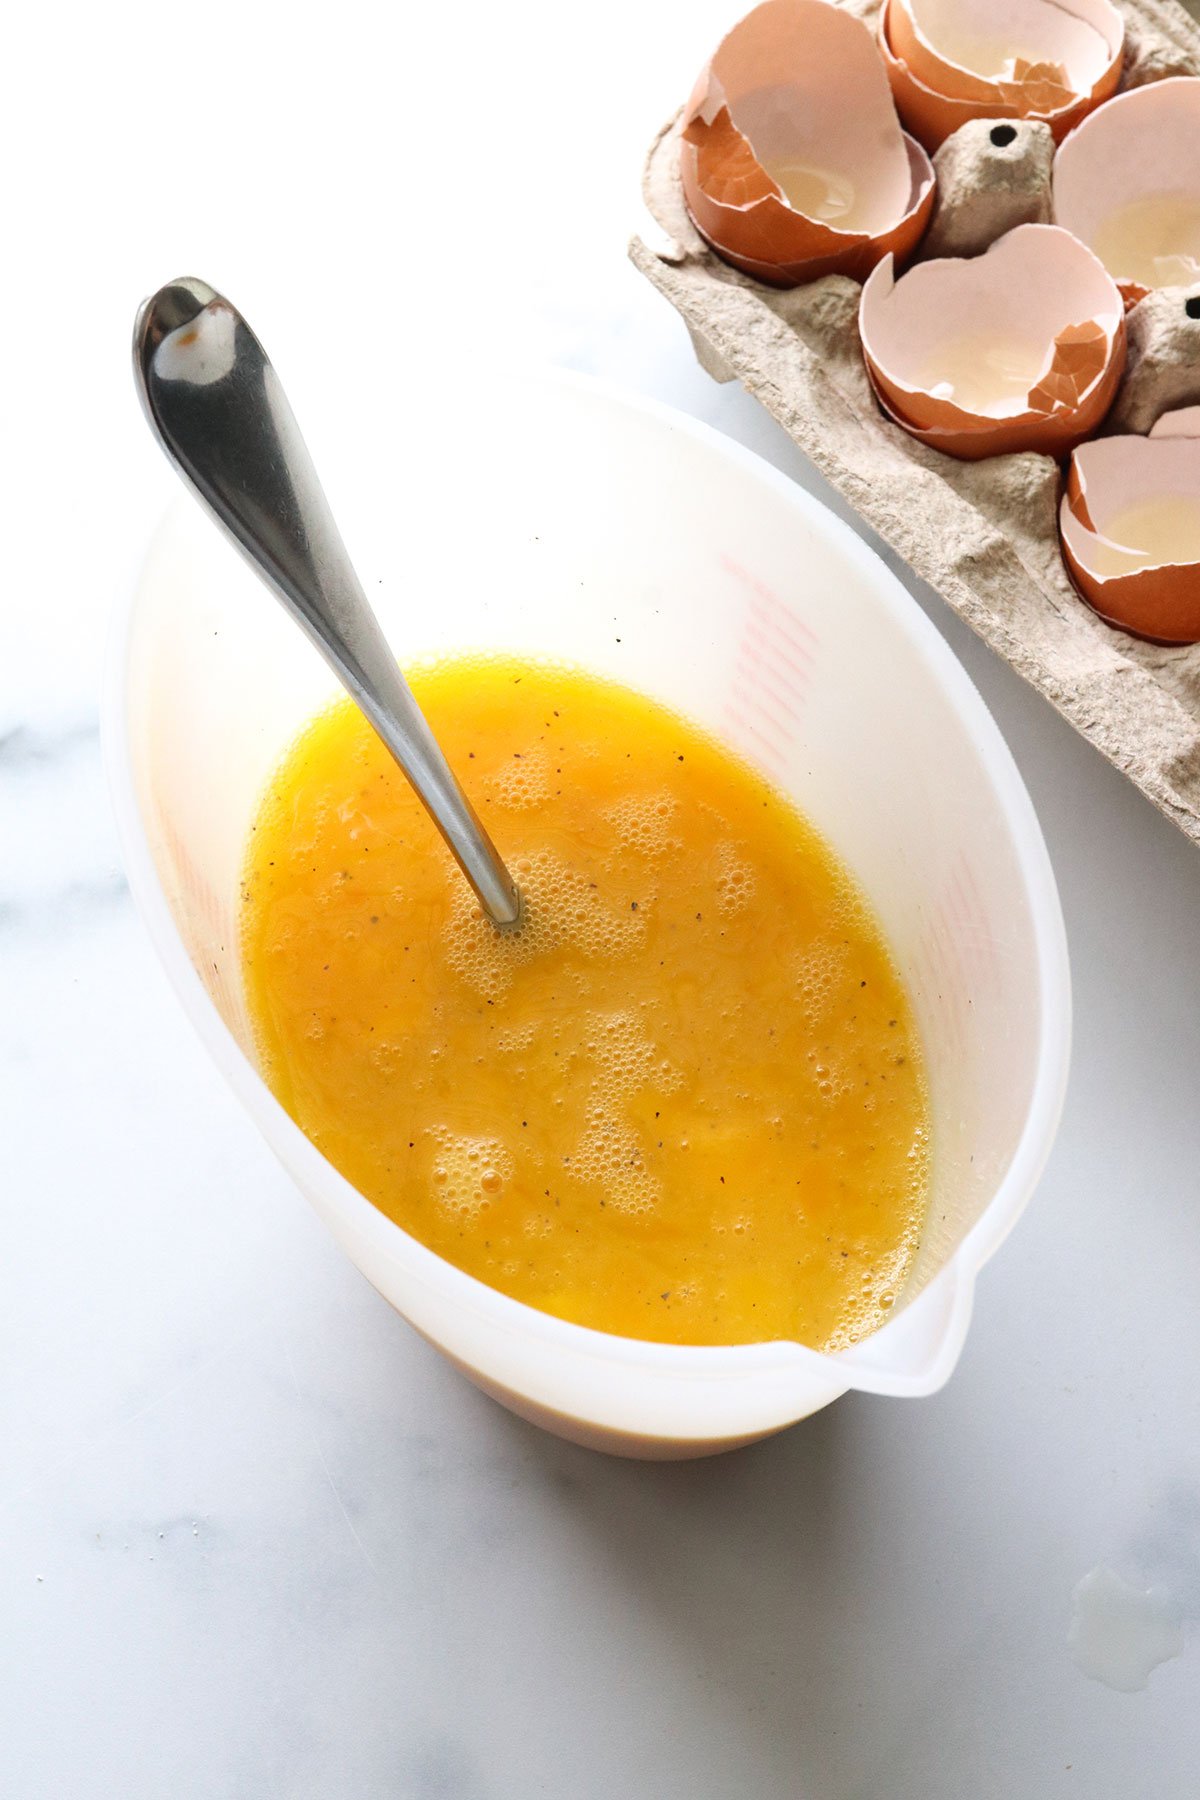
5 2 1200 1794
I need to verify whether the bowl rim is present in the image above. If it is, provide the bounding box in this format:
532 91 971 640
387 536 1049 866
104 363 1072 1399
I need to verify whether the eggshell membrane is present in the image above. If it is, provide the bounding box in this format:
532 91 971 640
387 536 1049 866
879 0 1122 152
1053 78 1200 306
891 0 1122 99
680 0 936 287
1150 406 1200 440
859 224 1126 458
1060 408 1200 641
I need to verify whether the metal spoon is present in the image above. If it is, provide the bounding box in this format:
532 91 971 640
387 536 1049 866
132 276 521 929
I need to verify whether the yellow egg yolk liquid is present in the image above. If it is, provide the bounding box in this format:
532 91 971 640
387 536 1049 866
241 658 930 1350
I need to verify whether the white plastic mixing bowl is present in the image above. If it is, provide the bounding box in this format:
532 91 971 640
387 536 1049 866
107 368 1070 1457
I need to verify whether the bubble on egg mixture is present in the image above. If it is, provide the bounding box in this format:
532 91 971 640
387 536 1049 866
906 1123 932 1189
572 1108 660 1216
561 1010 681 1216
442 849 647 1001
602 791 678 858
715 842 756 917
811 1058 856 1104
792 941 851 1029
428 1128 514 1221
585 1009 682 1100
485 744 552 811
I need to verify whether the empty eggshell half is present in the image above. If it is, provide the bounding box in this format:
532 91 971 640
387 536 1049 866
879 0 1123 152
859 224 1126 459
863 223 1129 457
680 0 935 287
1053 78 1200 307
1060 406 1200 642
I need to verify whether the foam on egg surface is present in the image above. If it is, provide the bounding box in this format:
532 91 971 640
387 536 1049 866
241 656 931 1350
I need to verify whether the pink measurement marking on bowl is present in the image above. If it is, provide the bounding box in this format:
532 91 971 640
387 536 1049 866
719 553 821 650
910 852 1000 1062
945 856 1001 986
719 553 818 773
742 614 814 692
723 692 789 775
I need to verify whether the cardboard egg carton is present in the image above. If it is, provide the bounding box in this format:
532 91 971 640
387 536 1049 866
630 0 1200 846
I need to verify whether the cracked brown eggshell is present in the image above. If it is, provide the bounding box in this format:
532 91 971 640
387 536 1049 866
879 0 1123 152
1061 406 1200 642
1053 77 1200 307
859 223 1126 459
680 0 935 288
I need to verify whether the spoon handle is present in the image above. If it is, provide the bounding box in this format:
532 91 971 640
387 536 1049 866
133 277 520 929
